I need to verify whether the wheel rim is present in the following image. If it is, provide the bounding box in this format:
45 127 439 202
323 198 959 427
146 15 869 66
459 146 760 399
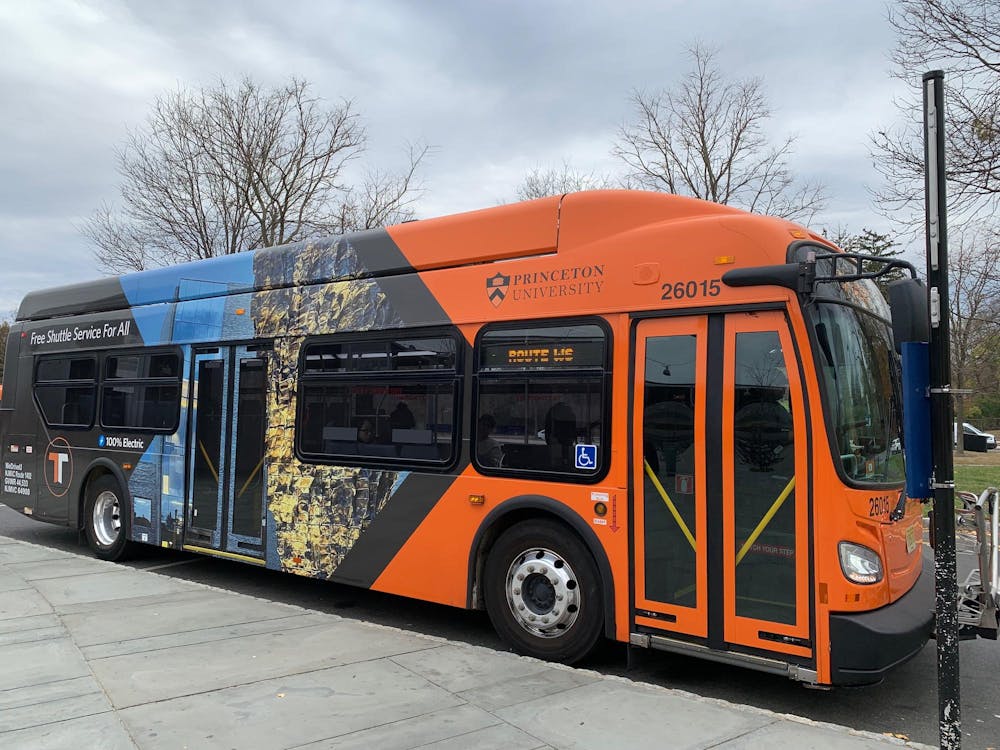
92 490 122 547
504 547 580 638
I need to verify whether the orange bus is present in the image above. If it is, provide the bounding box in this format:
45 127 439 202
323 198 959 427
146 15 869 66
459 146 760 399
0 190 931 685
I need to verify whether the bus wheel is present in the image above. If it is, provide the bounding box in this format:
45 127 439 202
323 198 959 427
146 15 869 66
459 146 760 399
484 519 603 664
84 476 132 561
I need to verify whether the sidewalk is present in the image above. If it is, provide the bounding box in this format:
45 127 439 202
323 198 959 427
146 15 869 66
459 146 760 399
0 536 932 750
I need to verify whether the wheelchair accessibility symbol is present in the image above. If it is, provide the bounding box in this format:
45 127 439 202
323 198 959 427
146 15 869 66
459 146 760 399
575 444 597 470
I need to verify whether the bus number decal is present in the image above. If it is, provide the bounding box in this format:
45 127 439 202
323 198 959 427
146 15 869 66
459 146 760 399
868 494 892 518
660 279 721 301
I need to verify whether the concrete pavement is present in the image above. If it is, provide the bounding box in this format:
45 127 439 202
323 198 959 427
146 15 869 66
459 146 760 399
0 535 933 750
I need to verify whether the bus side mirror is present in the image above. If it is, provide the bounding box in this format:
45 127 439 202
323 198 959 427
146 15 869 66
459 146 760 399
887 278 928 354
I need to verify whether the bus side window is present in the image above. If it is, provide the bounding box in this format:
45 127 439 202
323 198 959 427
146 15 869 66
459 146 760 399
101 386 129 428
296 334 459 466
102 351 181 432
395 429 441 461
474 320 608 479
33 355 97 428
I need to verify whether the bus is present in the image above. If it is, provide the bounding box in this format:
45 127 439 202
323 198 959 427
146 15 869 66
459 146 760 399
0 190 932 686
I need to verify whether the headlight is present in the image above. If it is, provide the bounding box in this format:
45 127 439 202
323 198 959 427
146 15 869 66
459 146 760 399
838 542 884 585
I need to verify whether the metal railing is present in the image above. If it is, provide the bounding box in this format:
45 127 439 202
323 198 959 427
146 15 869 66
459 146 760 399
956 487 999 640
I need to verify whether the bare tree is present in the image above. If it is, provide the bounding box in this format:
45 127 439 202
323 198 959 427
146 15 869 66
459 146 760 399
872 0 1000 225
335 142 429 230
87 204 158 272
515 160 617 201
613 45 826 223
84 77 427 272
948 224 1000 451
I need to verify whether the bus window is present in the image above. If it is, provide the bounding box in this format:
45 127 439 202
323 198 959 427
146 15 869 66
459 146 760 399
100 351 181 431
811 303 904 483
474 321 608 478
297 333 459 464
33 355 97 428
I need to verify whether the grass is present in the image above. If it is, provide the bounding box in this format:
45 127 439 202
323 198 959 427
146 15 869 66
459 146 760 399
954 464 999 496
909 451 999 514
953 449 1000 497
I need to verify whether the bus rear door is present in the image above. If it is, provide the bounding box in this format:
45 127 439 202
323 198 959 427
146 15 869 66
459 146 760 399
186 344 270 562
633 311 812 665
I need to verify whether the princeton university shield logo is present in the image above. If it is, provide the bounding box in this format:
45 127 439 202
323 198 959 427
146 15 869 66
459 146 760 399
486 272 510 307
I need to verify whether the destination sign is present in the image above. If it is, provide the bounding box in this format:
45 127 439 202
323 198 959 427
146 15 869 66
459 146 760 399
480 324 606 370
506 347 576 365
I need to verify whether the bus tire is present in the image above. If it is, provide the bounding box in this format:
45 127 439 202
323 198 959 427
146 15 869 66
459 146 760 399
484 519 603 664
84 475 132 561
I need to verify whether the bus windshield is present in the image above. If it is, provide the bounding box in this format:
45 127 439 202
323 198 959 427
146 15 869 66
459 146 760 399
810 293 905 486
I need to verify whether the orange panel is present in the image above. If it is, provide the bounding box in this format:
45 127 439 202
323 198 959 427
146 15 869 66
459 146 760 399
372 470 632 633
369 468 485 609
391 191 813 332
387 196 560 271
556 191 741 251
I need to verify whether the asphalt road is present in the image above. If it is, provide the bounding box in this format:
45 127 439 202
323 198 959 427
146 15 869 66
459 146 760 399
2 504 998 748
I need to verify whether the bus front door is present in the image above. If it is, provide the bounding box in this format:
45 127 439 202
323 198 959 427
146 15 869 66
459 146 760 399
633 316 708 638
186 344 269 562
633 311 812 664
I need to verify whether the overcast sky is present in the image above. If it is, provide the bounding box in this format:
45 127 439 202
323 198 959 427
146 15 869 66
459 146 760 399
0 0 913 317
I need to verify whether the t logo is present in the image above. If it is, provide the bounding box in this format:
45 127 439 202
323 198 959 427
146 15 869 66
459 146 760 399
48 451 68 484
44 437 73 497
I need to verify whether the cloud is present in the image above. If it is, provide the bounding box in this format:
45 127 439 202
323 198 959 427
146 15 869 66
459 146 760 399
0 215 98 315
0 0 907 315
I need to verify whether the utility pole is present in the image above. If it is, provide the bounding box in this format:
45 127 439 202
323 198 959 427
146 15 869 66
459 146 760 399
923 69 960 750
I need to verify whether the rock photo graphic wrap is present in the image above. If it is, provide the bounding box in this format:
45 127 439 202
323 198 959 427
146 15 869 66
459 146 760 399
251 233 451 580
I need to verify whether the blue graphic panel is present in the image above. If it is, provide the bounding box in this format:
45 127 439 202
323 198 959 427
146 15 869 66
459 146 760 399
128 435 163 545
133 497 152 526
120 252 257 306
130 302 174 347
173 293 254 344
159 348 191 548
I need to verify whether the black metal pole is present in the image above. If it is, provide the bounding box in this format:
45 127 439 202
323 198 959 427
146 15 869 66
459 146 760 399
923 69 960 750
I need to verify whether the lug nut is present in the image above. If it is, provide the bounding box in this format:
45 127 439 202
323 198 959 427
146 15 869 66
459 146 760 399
513 588 521 595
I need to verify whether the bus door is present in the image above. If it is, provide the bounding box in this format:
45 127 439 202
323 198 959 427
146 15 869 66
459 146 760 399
633 316 708 638
186 344 270 561
633 311 811 660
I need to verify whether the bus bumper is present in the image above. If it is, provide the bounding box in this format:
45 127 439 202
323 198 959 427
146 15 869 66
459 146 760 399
828 559 934 686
